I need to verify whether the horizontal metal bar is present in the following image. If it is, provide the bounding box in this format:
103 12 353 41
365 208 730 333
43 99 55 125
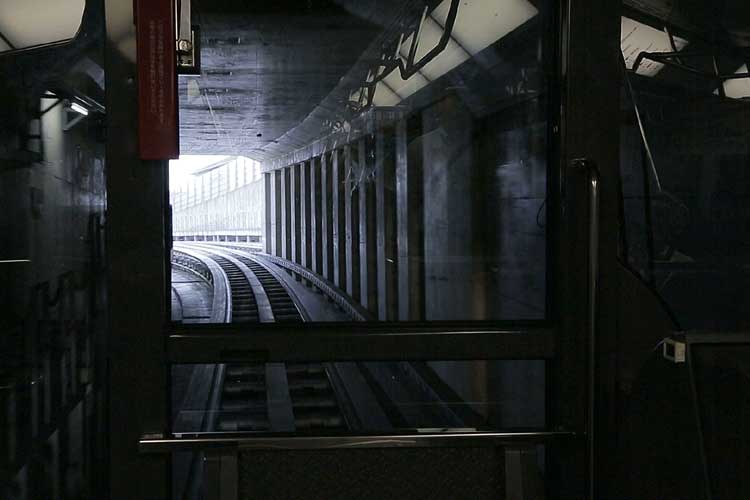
678 331 750 345
166 326 556 363
140 431 578 454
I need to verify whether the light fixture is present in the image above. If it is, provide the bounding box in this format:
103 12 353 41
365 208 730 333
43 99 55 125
720 65 750 99
70 101 89 116
621 17 688 77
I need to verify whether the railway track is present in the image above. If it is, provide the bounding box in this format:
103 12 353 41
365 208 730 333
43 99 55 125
174 244 347 433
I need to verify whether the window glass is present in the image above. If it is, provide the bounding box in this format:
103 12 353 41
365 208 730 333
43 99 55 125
170 0 554 323
171 360 545 434
619 7 750 330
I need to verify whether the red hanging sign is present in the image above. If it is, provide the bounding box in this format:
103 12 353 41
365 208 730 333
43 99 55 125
136 0 179 159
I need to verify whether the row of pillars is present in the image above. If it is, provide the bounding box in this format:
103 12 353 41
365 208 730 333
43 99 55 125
264 121 424 321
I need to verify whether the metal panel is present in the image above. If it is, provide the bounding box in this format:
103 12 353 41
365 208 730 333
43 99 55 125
166 327 556 363
105 0 168 496
135 0 178 159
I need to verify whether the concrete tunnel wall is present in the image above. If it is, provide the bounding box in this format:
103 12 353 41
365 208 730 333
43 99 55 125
261 99 548 323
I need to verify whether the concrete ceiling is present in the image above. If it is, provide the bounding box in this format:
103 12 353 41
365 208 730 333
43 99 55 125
179 1 393 159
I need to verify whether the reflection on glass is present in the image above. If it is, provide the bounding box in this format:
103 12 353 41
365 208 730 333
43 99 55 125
619 7 750 330
171 360 545 434
170 0 551 323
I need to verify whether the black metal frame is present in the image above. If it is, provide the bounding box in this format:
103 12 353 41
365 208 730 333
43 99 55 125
167 325 556 363
139 430 580 453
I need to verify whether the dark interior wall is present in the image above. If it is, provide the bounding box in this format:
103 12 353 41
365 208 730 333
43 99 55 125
0 2 108 497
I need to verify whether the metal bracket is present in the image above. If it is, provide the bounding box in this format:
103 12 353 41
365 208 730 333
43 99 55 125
662 337 686 363
176 0 200 74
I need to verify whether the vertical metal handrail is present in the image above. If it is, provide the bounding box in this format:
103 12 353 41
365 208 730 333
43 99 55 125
572 158 600 500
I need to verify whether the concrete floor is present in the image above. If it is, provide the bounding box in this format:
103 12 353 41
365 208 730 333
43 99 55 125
171 268 213 323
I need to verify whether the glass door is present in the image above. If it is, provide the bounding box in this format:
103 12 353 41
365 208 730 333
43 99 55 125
103 0 625 498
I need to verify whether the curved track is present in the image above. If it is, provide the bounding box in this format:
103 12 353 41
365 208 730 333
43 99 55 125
172 243 347 432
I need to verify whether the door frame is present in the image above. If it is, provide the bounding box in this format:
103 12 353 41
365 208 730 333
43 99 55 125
103 0 624 498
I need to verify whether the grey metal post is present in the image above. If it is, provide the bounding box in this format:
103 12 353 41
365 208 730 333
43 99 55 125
271 170 283 257
290 164 301 264
395 118 424 320
375 127 398 321
281 167 292 260
321 152 334 280
359 137 378 314
344 144 361 301
264 172 272 254
331 149 347 290
300 161 312 270
310 156 323 274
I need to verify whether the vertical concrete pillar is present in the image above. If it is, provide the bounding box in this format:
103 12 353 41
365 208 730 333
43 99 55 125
300 161 312 270
359 136 378 314
396 117 425 320
280 167 292 260
290 163 301 264
310 156 323 274
376 127 398 321
331 149 347 289
273 169 283 257
264 172 273 254
344 144 361 301
321 152 334 280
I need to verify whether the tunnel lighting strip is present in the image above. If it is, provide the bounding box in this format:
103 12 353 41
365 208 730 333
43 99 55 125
0 259 31 264
70 102 89 116
356 0 538 108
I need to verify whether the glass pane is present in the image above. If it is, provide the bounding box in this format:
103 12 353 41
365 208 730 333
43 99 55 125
171 360 545 434
618 5 750 330
170 0 552 323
